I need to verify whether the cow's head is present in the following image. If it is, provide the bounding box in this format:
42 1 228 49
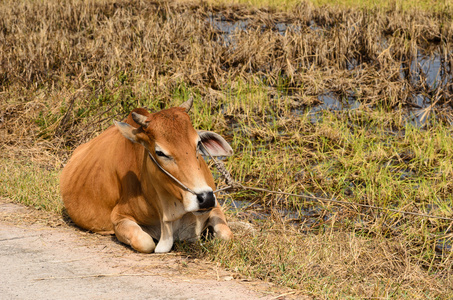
114 98 233 213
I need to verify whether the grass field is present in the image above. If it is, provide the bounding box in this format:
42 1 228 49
1 0 452 298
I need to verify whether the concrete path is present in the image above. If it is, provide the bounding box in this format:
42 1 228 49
0 200 280 300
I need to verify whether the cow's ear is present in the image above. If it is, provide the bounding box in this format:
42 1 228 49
114 121 139 143
198 130 233 157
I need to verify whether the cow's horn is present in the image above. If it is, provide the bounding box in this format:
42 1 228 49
131 112 149 127
179 96 193 112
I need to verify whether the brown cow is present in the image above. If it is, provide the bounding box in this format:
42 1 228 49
60 99 233 253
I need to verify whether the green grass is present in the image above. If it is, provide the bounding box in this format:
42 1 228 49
0 158 63 213
219 98 453 219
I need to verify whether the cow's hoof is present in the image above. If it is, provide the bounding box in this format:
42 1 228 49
154 239 173 253
215 224 233 241
131 232 156 253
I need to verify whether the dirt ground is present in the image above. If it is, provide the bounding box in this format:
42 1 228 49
0 198 297 300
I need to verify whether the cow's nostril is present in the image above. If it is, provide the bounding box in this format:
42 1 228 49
196 191 215 209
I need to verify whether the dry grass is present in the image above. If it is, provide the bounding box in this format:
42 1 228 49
1 0 452 150
178 220 453 298
1 0 453 298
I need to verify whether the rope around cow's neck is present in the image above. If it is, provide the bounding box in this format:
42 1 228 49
147 142 236 196
147 152 197 195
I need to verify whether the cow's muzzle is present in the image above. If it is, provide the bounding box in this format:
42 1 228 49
196 191 216 210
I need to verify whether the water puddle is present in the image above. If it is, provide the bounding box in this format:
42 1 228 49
405 54 451 90
312 93 361 122
207 12 303 47
207 13 249 47
221 197 333 227
436 240 453 254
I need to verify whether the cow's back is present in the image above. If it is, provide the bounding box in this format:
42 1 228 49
60 125 143 233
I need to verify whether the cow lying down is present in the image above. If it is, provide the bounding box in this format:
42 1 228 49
60 98 233 253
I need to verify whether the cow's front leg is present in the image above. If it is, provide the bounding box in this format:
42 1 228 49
113 218 156 253
155 220 174 253
208 207 233 240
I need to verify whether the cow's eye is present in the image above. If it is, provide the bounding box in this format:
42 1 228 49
155 150 168 158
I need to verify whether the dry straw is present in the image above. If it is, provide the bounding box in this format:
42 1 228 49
1 1 452 148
